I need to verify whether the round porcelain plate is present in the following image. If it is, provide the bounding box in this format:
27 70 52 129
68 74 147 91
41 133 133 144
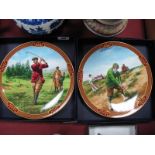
0 41 74 119
83 19 128 37
78 41 153 118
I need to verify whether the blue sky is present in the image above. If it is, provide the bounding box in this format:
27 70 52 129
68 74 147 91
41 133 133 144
83 45 142 81
7 46 67 72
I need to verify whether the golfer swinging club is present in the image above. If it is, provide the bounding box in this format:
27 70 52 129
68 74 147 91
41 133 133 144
31 57 48 104
106 63 128 110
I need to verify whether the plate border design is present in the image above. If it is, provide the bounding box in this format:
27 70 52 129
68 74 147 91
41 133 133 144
0 41 74 120
77 41 153 118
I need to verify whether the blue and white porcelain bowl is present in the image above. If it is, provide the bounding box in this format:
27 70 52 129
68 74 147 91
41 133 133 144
14 19 64 35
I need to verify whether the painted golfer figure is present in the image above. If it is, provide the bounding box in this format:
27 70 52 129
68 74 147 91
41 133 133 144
106 63 127 110
53 66 63 92
88 74 99 92
31 57 48 104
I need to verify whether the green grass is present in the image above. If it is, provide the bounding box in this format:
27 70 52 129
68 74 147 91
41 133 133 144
128 77 138 88
2 74 70 114
83 79 106 98
135 71 141 76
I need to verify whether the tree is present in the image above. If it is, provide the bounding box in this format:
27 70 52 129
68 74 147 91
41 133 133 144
5 66 12 78
5 61 32 79
24 60 31 79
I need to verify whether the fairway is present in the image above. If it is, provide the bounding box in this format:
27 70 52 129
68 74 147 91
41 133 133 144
2 73 70 114
82 65 147 111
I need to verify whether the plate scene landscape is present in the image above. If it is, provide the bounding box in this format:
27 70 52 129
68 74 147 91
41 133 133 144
82 45 148 117
2 46 71 114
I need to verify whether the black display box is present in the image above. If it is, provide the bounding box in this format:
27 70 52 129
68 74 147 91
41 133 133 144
0 37 154 124
77 38 155 124
0 37 77 122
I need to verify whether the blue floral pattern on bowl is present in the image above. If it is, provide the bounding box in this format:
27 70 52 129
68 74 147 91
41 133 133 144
14 19 64 35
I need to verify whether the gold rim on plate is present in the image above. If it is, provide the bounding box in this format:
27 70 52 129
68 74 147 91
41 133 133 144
78 41 153 118
0 41 74 119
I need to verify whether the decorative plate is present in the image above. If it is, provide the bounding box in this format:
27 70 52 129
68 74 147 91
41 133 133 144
83 19 128 37
0 41 74 119
78 41 153 118
14 19 64 35
96 19 124 25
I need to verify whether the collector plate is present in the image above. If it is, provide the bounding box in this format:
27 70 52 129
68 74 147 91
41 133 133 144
96 19 124 25
0 41 74 119
83 19 128 37
78 41 153 118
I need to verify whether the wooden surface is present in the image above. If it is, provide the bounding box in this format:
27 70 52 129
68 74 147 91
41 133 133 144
0 19 145 39
145 19 155 40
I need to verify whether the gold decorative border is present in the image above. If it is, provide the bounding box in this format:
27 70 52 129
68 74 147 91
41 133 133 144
0 41 74 120
77 41 153 118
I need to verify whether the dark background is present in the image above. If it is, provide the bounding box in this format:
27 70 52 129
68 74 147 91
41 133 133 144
0 19 155 134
